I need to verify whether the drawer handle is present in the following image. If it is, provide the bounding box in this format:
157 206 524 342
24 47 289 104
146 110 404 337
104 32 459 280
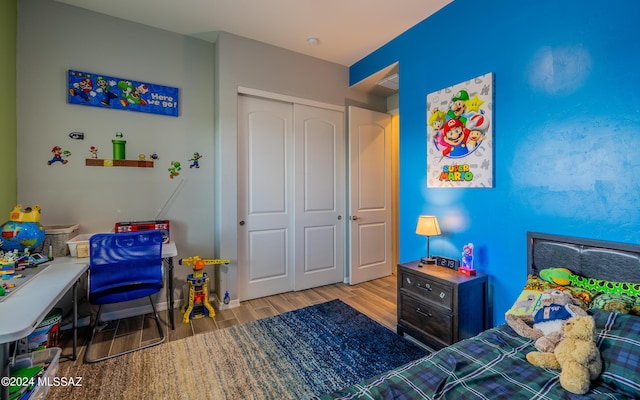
416 283 432 291
416 308 432 318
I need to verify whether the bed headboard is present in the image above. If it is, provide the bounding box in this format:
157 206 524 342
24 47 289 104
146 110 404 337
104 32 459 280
527 232 640 283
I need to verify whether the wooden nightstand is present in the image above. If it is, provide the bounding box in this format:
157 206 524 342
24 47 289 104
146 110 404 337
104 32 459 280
397 261 488 350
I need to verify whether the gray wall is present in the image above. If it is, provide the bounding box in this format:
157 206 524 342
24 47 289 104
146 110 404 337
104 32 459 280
17 0 214 315
214 32 385 304
17 0 386 313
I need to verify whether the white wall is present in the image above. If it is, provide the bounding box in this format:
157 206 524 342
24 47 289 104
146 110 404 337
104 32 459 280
214 32 385 304
16 0 386 314
17 0 214 313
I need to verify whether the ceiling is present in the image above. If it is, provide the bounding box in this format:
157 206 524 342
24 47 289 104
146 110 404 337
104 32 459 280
54 0 452 68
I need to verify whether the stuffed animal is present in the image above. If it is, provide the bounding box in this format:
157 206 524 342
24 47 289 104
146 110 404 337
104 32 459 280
506 288 587 352
526 316 602 395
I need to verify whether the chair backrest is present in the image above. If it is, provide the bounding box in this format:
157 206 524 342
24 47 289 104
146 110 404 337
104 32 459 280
89 231 163 304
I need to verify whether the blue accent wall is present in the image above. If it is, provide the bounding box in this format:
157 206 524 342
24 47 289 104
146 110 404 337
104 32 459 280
351 0 640 326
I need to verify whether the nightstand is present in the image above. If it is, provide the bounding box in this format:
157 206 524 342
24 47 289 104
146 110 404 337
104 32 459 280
397 261 488 350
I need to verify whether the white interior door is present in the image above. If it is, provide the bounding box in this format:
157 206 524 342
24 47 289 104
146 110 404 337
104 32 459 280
348 106 393 285
294 104 344 290
238 95 294 300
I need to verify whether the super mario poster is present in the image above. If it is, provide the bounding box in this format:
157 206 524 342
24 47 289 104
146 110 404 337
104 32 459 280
426 72 494 188
67 70 179 117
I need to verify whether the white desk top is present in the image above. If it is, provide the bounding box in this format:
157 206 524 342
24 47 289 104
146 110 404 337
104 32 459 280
162 241 178 258
0 259 88 343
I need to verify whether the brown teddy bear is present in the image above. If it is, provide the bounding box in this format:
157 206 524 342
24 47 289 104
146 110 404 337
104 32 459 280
526 316 602 395
506 288 587 352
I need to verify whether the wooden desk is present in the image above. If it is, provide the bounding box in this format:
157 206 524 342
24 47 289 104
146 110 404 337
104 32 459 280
0 259 88 400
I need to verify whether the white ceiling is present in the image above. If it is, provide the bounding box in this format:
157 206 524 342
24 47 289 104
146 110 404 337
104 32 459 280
54 0 452 67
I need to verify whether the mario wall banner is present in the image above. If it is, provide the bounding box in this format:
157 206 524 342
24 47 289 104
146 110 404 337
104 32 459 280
67 70 179 117
427 72 494 188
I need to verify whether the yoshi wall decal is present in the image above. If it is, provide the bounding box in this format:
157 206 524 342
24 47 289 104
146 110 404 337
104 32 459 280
67 70 179 117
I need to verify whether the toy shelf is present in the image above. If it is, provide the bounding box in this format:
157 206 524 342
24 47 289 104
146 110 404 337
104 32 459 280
85 159 154 168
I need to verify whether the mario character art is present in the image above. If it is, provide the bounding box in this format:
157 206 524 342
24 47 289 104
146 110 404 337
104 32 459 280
441 118 470 157
189 152 202 168
446 90 469 124
69 78 93 102
465 112 490 151
95 76 118 106
48 146 69 165
118 80 148 107
168 161 181 179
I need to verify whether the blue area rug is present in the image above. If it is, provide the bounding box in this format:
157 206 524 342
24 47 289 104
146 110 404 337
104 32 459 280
49 299 428 400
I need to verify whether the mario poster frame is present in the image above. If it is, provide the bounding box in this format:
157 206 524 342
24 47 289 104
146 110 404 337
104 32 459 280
426 72 494 188
67 70 179 117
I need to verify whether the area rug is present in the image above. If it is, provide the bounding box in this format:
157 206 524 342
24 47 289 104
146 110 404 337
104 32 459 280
47 299 428 400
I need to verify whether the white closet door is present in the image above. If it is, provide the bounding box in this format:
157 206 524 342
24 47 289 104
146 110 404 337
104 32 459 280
294 104 345 291
238 95 294 300
348 106 393 285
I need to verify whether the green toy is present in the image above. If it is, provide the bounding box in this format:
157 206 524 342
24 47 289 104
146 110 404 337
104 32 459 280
539 268 640 297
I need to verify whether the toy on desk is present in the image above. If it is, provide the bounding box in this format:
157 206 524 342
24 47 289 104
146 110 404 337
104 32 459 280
179 256 230 323
0 205 46 252
459 243 476 276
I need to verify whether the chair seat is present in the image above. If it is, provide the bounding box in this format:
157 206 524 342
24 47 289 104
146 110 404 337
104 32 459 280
90 282 163 304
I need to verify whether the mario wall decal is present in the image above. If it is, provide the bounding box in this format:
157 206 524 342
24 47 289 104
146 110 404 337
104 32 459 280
427 72 494 188
67 70 179 117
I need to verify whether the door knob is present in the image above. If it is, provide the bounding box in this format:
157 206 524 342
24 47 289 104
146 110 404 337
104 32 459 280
239 220 245 226
350 216 359 221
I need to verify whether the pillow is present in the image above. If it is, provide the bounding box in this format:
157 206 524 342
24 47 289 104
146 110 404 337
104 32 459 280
591 309 640 398
590 293 637 315
505 275 594 318
505 275 547 317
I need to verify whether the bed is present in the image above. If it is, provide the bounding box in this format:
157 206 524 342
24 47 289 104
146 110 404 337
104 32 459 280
318 232 640 399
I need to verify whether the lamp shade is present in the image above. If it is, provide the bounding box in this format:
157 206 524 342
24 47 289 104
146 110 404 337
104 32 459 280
416 215 441 236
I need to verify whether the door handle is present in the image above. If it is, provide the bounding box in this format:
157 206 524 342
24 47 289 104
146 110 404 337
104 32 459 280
239 220 245 226
350 216 359 221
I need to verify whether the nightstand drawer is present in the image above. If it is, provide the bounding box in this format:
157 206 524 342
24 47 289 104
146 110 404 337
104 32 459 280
400 295 453 344
400 271 453 310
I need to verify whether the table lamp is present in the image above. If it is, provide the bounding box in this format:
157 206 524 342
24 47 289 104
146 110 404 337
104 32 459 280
416 215 441 265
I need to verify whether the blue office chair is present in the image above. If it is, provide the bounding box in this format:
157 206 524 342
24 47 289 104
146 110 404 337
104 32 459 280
84 231 166 363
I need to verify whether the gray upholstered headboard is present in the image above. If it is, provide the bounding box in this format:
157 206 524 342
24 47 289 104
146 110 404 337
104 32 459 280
527 232 640 283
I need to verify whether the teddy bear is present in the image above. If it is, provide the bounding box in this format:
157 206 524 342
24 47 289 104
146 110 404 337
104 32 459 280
526 316 602 395
506 288 587 353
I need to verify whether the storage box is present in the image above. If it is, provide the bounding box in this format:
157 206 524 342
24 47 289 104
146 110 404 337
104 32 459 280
33 224 80 257
11 347 61 400
66 233 93 257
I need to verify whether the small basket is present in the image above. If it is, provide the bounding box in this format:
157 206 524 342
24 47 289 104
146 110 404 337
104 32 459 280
33 224 80 257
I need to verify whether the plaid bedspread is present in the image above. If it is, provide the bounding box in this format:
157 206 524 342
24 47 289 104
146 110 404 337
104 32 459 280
318 310 638 399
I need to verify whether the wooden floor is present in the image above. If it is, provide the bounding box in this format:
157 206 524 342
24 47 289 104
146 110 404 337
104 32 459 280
58 274 398 365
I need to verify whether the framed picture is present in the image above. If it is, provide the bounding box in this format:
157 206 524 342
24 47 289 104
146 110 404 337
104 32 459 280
67 70 179 117
426 72 494 188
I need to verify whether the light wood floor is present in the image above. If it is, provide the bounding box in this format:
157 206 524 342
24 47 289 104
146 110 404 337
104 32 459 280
58 274 398 365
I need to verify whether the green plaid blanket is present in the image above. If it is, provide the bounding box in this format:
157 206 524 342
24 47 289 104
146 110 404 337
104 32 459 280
319 310 639 399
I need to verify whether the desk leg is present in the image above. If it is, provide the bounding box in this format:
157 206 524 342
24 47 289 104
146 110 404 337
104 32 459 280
166 257 175 330
72 280 78 361
1 342 9 400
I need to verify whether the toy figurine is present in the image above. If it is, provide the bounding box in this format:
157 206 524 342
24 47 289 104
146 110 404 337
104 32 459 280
179 256 230 323
459 243 476 276
89 145 98 159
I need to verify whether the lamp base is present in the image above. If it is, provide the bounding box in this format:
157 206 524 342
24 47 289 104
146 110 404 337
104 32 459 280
420 256 436 265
